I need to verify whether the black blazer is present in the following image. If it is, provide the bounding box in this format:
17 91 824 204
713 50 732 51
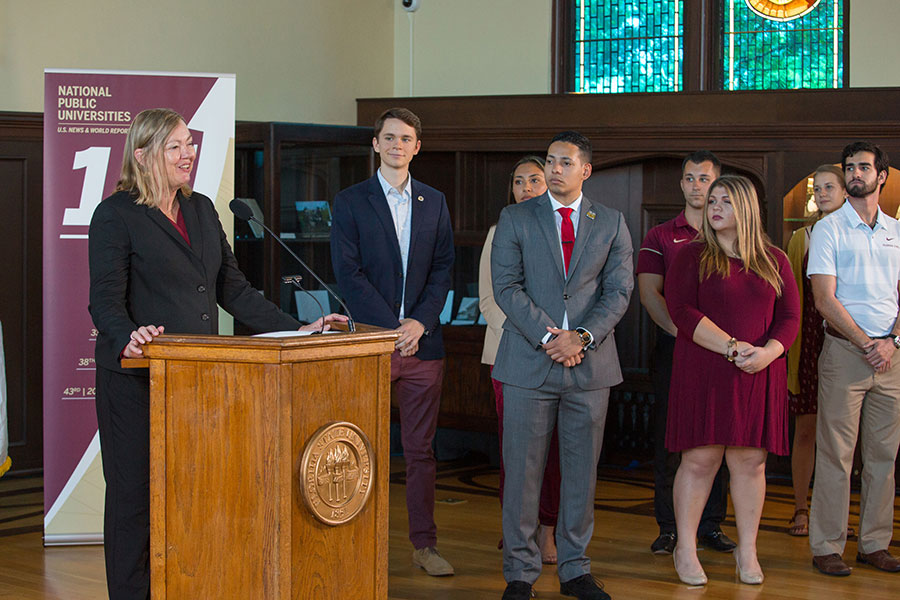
330 175 454 360
89 190 301 373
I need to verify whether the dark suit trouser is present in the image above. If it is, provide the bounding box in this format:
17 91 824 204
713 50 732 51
651 334 728 536
502 362 609 584
95 367 151 600
392 351 444 549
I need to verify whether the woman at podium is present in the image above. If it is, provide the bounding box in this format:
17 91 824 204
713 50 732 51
88 108 345 599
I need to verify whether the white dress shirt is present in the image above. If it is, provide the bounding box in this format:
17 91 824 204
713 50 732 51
543 191 583 339
377 168 412 319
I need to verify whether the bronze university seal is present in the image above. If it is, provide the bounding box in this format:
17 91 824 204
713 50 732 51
300 421 374 525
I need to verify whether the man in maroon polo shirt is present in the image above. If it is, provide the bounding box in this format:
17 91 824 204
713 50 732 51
636 151 736 556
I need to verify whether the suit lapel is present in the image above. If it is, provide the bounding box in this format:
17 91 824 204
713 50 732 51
409 178 424 261
566 196 596 278
367 176 403 264
146 204 192 253
178 194 203 260
534 194 566 281
144 194 205 274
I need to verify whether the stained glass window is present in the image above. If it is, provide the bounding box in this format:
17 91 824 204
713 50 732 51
723 0 844 90
572 1 684 93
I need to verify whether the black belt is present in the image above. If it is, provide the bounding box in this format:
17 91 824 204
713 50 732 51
824 325 847 341
825 325 890 342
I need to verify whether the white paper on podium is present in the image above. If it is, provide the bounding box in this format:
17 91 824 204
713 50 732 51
252 330 340 338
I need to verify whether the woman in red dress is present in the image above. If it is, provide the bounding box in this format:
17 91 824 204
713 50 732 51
665 175 800 586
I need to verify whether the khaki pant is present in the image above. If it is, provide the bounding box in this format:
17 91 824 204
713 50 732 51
809 333 900 556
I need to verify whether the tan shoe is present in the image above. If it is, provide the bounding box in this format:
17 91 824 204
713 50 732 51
734 551 764 585
673 549 707 586
412 546 455 576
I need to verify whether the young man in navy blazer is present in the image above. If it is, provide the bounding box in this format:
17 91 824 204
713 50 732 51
330 108 455 576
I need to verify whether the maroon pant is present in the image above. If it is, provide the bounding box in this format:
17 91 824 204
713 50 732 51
392 351 445 549
492 371 560 527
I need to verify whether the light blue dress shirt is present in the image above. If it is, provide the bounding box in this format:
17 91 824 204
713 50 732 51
377 168 412 319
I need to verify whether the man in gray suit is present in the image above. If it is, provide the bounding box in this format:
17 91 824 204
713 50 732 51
492 131 633 600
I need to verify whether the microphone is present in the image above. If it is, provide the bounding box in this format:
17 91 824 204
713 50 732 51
229 198 356 333
229 198 255 221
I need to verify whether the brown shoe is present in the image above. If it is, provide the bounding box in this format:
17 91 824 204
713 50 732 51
857 550 900 572
812 553 851 576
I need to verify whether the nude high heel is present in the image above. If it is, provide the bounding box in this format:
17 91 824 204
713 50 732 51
673 552 708 586
735 551 764 585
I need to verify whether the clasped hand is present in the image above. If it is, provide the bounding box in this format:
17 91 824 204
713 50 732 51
395 318 425 357
544 327 585 367
863 338 894 373
732 341 773 374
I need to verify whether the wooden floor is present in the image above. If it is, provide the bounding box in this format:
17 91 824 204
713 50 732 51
1 458 898 599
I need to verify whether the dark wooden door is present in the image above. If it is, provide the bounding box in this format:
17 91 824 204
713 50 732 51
0 114 44 473
584 157 686 380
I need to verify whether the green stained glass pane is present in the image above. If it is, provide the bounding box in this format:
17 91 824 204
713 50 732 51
574 0 683 93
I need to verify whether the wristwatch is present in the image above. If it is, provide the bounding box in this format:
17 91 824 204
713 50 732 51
575 327 595 350
892 335 900 349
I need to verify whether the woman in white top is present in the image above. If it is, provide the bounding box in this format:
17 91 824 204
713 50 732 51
785 164 846 537
478 156 560 563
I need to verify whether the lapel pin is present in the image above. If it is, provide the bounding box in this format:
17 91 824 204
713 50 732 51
586 210 596 220
417 195 424 202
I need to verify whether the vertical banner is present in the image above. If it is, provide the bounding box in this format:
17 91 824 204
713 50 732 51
42 69 235 544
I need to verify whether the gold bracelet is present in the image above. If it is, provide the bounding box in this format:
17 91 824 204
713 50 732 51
725 337 738 362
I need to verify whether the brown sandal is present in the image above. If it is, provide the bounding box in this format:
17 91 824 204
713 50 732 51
789 509 809 536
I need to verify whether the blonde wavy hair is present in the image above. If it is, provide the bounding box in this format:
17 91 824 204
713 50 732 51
698 174 784 295
116 108 192 208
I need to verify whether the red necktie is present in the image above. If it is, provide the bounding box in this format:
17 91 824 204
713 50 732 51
558 207 574 276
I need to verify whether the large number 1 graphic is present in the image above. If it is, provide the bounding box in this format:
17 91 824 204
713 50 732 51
63 146 110 227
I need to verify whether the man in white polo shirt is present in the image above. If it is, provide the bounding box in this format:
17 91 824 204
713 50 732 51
808 141 900 577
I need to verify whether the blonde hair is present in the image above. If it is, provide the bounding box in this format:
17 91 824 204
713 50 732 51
116 108 192 207
698 175 784 295
809 164 846 223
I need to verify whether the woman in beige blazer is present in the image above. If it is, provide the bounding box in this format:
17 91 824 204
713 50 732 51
478 156 560 564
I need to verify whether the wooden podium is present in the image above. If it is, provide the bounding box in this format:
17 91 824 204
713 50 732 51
133 325 397 599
